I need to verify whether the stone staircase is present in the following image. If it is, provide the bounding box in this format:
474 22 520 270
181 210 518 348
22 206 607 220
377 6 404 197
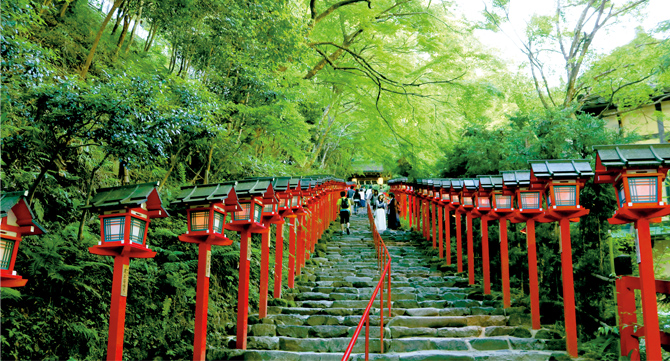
214 211 571 361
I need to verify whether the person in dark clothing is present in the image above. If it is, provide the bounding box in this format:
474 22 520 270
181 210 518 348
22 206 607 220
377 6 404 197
353 188 361 214
336 191 351 234
387 193 400 230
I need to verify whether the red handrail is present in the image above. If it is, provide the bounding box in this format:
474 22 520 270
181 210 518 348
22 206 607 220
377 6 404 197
341 205 392 361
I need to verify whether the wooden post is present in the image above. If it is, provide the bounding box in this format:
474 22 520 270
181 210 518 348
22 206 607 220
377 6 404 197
438 206 444 258
467 213 474 285
481 217 490 294
432 203 437 249
288 218 296 289
445 208 451 265
274 223 284 298
456 212 463 273
635 217 662 361
527 219 541 330
193 242 212 361
106 254 130 361
259 228 270 319
500 219 511 308
236 229 251 349
559 218 578 357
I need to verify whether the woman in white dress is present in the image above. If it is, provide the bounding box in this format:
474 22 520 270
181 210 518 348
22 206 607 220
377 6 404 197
374 195 387 232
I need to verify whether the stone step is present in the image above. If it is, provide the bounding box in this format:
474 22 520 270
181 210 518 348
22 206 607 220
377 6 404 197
232 335 565 353
214 349 571 361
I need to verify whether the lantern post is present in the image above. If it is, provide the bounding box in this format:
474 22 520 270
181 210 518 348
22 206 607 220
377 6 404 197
408 181 415 229
460 179 480 285
593 144 670 361
438 180 452 263
225 179 268 350
84 182 168 361
424 179 432 242
474 176 496 294
414 179 424 237
172 182 241 360
483 174 515 308
504 170 545 331
287 178 306 289
529 159 594 358
0 191 47 288
296 178 314 276
449 179 464 273
430 179 441 250
433 179 444 258
273 178 296 298
241 178 284 320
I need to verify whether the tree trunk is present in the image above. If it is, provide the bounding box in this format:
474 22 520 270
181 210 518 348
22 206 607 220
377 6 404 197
77 153 111 241
80 0 124 78
204 144 214 184
158 147 187 192
27 165 50 205
59 0 73 17
113 13 131 60
144 22 157 52
111 0 127 35
39 0 53 15
123 4 142 54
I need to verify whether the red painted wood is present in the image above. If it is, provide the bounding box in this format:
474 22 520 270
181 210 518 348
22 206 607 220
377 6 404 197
236 229 251 350
193 242 212 361
445 208 451 266
429 202 437 249
558 218 578 357
635 218 663 361
288 218 296 289
438 206 444 259
481 217 490 294
526 219 541 330
467 213 474 285
500 219 511 308
456 212 463 273
273 223 284 298
259 229 270 319
106 254 130 361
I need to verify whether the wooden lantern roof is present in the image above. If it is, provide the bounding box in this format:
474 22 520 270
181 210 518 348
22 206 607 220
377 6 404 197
593 144 670 183
501 170 531 188
438 179 452 189
289 177 302 190
450 179 464 192
234 179 270 198
463 179 480 191
300 177 313 191
529 160 594 180
172 181 241 212
1 191 47 235
477 175 503 191
83 182 168 217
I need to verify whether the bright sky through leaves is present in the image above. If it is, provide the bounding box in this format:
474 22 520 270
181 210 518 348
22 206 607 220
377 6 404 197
452 0 669 70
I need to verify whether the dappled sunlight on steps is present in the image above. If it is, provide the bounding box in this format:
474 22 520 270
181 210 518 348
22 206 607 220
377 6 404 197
212 212 572 361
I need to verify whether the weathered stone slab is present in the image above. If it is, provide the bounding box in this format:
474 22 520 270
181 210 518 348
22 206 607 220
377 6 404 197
389 326 437 338
310 325 350 338
436 326 482 338
248 324 277 337
469 337 510 351
276 325 311 338
387 316 468 328
465 315 506 327
247 336 279 350
305 315 342 326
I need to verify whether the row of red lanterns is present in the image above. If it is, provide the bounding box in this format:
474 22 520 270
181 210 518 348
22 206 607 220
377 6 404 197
1 175 347 361
388 144 670 360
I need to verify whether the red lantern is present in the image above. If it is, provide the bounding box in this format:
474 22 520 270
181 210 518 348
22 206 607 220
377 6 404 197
225 178 269 350
173 181 240 360
502 170 544 331
460 179 480 285
84 182 168 361
449 179 464 273
594 144 670 361
474 176 497 295
0 191 47 288
529 159 594 358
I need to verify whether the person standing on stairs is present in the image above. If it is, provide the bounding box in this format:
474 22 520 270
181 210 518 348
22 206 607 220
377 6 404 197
374 194 387 232
353 187 361 215
336 191 351 235
358 187 367 211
